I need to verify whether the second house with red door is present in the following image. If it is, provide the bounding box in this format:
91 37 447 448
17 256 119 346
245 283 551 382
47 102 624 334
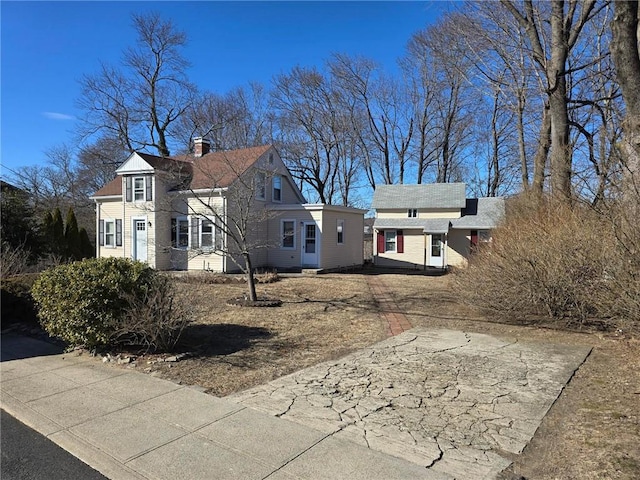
371 183 505 270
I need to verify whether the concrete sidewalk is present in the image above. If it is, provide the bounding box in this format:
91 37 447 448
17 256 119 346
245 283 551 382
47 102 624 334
0 334 449 480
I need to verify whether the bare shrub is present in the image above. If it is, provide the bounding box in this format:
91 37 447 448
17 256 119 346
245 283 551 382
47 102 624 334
455 194 613 328
114 275 193 353
598 196 640 329
0 242 31 278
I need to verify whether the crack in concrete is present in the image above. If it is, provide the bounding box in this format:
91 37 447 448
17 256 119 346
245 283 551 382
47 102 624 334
229 328 591 479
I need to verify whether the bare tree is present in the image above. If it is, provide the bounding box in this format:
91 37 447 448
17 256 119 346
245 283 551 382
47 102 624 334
500 0 604 201
329 54 414 186
454 4 545 190
161 151 282 301
405 19 474 184
78 12 196 156
179 83 273 152
272 66 364 205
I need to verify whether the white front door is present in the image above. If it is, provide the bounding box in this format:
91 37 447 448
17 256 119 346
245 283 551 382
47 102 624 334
428 233 444 268
302 222 319 267
133 219 148 262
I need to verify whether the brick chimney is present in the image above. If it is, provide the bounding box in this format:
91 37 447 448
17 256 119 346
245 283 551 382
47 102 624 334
193 137 210 158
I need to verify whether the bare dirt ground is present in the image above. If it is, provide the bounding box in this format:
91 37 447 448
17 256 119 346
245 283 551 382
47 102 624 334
116 272 638 480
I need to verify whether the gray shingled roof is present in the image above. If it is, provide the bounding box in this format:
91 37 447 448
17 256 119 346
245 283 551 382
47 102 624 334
373 217 453 233
451 197 505 230
371 183 466 210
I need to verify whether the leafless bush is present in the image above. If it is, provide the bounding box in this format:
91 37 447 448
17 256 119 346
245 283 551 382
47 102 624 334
0 242 31 278
455 194 614 328
114 275 194 352
598 196 640 329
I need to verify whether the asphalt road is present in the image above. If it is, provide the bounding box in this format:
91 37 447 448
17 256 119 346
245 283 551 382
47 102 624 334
1 409 106 480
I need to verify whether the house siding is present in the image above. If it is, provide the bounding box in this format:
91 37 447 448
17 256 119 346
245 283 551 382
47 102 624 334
94 147 368 273
123 196 155 267
318 210 363 269
375 228 424 269
97 199 125 259
266 210 320 270
374 229 468 269
185 195 225 272
376 208 461 220
447 229 470 267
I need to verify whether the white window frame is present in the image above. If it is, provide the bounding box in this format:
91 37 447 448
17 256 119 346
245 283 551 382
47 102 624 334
281 219 296 249
272 175 282 202
172 216 189 249
104 219 116 248
133 176 146 202
385 230 397 253
255 171 266 200
407 209 418 218
337 219 345 245
200 218 215 251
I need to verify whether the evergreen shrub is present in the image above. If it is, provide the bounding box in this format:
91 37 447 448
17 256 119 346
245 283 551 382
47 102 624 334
32 258 163 349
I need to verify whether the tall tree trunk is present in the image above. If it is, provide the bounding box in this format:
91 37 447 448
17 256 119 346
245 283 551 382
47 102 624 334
548 80 572 200
548 1 572 201
533 103 551 194
501 0 598 200
611 0 640 203
516 93 529 188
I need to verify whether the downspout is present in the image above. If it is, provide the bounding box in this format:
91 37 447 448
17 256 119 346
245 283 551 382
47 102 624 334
443 233 448 270
95 199 100 258
122 178 126 259
373 229 378 266
423 232 427 271
222 195 227 273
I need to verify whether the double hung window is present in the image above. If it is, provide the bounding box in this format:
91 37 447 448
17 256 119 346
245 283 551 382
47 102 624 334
281 220 295 249
272 176 282 202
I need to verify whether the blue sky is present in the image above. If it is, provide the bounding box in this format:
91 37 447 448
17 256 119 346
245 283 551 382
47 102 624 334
1 1 448 177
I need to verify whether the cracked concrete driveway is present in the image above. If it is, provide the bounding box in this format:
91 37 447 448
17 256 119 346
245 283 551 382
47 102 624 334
230 328 591 479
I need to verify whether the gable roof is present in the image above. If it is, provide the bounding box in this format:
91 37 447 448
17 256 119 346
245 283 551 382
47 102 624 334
92 145 275 197
178 145 272 190
371 183 466 210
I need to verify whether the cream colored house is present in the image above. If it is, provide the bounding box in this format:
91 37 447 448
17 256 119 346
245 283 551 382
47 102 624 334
371 183 505 269
91 140 365 272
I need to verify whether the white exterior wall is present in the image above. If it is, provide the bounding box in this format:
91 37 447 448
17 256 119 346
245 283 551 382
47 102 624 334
266 206 364 271
123 199 155 266
319 209 364 269
96 199 125 260
266 209 320 270
420 209 461 219
374 229 424 269
374 229 469 269
447 229 470 268
152 175 174 270
374 206 468 269
376 208 461 219
185 194 225 272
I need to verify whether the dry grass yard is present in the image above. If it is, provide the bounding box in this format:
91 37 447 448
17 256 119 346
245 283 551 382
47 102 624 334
114 272 638 480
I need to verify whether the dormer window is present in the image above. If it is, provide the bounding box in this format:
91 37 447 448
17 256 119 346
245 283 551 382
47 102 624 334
408 209 417 218
125 176 152 202
269 153 274 165
134 177 145 201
